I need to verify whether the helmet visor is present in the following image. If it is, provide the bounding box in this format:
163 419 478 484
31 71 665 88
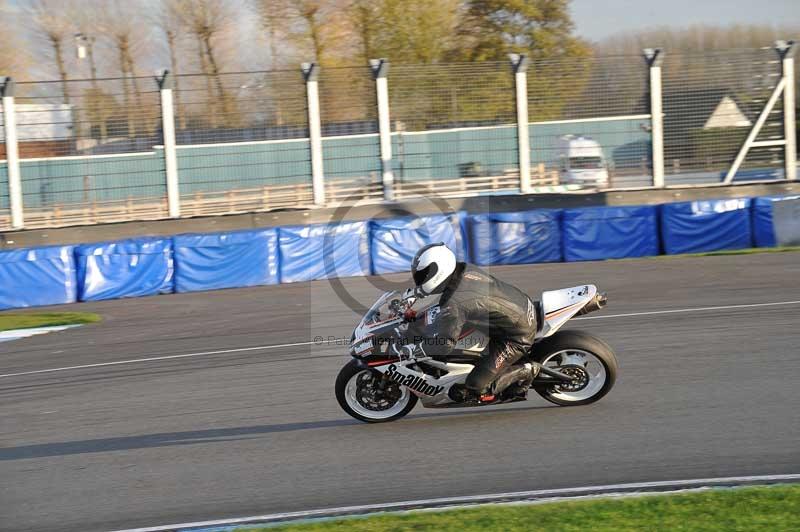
412 263 437 287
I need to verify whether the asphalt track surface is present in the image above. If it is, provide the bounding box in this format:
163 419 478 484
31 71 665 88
2 252 799 532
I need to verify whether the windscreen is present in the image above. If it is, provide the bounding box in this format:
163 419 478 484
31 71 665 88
358 291 399 328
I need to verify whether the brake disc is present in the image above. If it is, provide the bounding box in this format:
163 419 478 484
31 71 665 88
357 373 402 411
554 365 590 393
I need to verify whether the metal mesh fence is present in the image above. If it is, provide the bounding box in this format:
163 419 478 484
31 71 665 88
0 155 8 230
7 77 166 227
13 76 162 156
388 62 519 195
528 54 651 189
318 66 382 201
173 71 308 143
1 46 795 230
662 48 784 184
173 70 313 214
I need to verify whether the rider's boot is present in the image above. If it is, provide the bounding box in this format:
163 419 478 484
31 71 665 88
491 363 537 399
463 364 539 404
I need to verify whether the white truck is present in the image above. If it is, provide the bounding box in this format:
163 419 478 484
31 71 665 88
557 135 609 187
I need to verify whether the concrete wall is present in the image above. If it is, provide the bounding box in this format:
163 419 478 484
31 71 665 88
3 180 799 250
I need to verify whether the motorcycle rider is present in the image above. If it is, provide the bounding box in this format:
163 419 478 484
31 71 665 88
409 242 538 402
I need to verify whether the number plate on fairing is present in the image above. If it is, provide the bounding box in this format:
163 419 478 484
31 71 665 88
538 284 597 338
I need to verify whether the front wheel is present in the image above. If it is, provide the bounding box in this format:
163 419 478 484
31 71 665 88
531 330 618 406
335 360 418 423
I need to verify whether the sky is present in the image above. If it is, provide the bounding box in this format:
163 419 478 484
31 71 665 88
571 0 800 41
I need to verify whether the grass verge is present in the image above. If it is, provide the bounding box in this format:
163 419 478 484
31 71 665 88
263 485 800 532
0 311 101 332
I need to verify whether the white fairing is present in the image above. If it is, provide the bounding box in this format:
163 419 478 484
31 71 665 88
372 359 473 407
537 284 597 338
350 284 599 409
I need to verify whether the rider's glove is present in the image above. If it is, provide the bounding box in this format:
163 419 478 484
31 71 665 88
403 308 417 323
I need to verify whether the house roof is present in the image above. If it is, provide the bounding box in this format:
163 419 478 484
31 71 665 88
660 88 753 135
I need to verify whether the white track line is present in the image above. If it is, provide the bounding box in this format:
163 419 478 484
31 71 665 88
2 299 799 380
575 299 800 320
0 341 315 379
110 473 800 532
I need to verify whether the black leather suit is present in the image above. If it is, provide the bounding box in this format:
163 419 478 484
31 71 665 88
418 263 538 393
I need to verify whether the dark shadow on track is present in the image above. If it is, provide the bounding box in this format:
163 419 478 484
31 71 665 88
1 404 550 461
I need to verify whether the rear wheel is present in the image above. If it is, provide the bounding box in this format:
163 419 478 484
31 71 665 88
532 330 617 406
335 360 418 423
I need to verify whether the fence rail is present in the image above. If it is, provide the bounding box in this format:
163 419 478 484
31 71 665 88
1 43 797 231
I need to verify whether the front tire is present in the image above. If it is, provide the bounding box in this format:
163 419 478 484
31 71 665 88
531 330 618 406
336 360 418 423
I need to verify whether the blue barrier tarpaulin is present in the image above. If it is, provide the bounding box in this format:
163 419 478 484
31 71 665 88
469 210 562 266
279 221 370 283
562 205 660 262
753 195 800 248
661 198 752 254
173 229 279 293
370 213 467 274
0 245 77 310
75 237 174 302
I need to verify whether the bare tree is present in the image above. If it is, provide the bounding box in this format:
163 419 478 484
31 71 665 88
298 1 326 63
68 1 104 87
185 0 232 96
183 0 238 126
252 0 290 69
98 1 150 137
151 0 192 128
252 0 292 127
193 31 220 126
280 0 353 66
348 0 379 63
0 0 32 79
26 0 74 103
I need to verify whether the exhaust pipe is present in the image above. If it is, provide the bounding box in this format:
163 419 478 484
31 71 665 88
577 292 608 315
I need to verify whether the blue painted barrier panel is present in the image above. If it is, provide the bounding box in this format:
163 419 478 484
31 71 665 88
370 213 467 274
752 195 800 247
279 221 370 283
75 237 173 302
0 245 77 310
469 210 562 266
661 198 752 255
173 229 279 293
563 205 659 262
753 197 779 247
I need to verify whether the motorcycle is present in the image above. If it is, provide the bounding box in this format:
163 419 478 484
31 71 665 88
335 284 618 423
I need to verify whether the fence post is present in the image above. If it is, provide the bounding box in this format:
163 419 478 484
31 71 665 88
370 59 394 201
644 48 665 188
302 62 326 206
510 54 531 193
777 40 796 181
156 70 181 218
1 77 23 229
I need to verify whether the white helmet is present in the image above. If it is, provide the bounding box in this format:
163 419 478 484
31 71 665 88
411 243 457 296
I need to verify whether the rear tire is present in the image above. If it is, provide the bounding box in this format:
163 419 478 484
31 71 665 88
336 360 418 423
531 330 618 406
